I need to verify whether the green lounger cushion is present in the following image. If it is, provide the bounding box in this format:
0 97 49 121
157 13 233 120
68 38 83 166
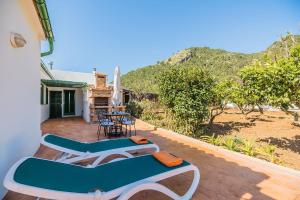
14 155 190 193
44 134 153 153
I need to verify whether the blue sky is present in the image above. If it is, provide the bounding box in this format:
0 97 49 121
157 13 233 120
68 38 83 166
42 0 300 80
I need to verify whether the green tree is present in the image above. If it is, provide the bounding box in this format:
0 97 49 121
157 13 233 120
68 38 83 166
237 61 271 114
208 79 236 125
267 45 300 121
158 65 214 134
233 45 300 121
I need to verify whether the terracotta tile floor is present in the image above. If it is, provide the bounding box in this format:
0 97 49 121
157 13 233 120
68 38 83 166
4 117 300 200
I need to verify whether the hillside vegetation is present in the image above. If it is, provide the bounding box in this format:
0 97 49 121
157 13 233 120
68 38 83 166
121 34 300 94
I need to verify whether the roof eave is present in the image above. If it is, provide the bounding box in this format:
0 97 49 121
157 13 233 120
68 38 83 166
41 79 88 88
41 60 54 80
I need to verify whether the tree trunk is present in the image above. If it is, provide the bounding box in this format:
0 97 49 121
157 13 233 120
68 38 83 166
257 105 264 114
209 108 224 126
293 112 299 122
243 106 255 115
281 107 299 123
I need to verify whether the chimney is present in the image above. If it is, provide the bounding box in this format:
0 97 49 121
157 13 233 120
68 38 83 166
93 67 97 87
49 61 53 70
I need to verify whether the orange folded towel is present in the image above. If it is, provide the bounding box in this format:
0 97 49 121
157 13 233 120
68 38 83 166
130 136 148 144
153 151 183 167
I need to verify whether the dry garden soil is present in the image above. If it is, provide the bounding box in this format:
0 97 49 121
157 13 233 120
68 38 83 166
211 109 300 170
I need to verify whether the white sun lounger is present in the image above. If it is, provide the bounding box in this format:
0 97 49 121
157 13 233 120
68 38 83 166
41 134 159 165
4 155 200 200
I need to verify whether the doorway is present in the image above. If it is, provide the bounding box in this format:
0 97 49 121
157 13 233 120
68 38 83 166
64 90 75 116
50 91 62 118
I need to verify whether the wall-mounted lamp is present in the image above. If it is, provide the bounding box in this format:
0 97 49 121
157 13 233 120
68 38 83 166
10 32 27 48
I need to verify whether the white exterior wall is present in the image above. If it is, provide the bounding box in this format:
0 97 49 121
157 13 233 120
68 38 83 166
75 88 83 116
0 0 43 197
83 89 90 122
40 82 49 123
41 104 50 123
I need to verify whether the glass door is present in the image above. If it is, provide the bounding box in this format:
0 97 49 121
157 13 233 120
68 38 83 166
49 91 62 118
64 90 75 116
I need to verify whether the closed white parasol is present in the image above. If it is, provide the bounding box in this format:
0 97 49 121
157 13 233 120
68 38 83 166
112 65 121 108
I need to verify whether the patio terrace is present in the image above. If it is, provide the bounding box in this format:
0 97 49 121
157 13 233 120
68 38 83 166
4 117 300 200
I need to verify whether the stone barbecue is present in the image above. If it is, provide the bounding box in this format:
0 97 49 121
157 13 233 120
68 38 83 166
89 72 125 122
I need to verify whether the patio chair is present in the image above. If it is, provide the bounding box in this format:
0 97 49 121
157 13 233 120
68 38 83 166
97 112 114 139
41 134 159 164
108 117 124 138
121 116 136 136
4 154 200 200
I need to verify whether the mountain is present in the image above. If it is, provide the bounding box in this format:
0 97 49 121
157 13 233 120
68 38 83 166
265 34 300 61
121 35 300 94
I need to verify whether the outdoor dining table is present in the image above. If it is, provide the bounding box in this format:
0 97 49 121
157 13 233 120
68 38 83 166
102 112 130 121
102 112 130 138
102 111 130 117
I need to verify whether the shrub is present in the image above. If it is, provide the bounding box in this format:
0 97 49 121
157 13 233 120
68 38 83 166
223 136 237 151
257 143 283 163
125 100 143 117
158 65 215 134
241 139 256 156
201 134 222 146
127 99 165 126
141 108 158 121
140 109 157 121
261 143 276 155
